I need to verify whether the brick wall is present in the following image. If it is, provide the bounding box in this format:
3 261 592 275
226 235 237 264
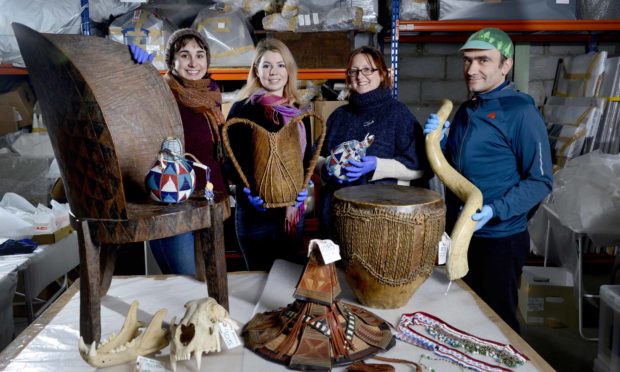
391 42 618 123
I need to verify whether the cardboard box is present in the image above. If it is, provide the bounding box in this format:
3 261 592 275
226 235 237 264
594 285 620 372
0 81 36 128
267 32 354 69
518 266 578 328
0 105 20 136
312 100 347 142
31 224 74 245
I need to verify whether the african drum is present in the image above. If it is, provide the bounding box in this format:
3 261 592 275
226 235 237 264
331 184 445 308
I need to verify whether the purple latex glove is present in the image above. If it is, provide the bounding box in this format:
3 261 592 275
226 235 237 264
129 44 155 64
243 187 266 212
472 205 493 231
345 156 377 182
423 113 450 141
295 181 312 208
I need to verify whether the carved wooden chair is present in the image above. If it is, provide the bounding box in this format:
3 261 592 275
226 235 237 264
13 23 229 345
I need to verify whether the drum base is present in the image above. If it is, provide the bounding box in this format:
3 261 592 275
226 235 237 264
344 260 429 309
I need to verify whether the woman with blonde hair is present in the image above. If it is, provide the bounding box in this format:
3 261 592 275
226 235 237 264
225 38 311 271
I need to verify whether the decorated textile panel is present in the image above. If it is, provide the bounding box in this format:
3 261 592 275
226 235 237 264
542 96 606 170
109 9 175 71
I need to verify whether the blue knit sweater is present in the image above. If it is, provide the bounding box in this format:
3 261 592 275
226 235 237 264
320 87 429 184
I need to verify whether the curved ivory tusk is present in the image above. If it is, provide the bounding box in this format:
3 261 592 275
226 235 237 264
425 99 483 280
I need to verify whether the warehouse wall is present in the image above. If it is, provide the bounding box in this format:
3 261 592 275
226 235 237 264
393 42 618 123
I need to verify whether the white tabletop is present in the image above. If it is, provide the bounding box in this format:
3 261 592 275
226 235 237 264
0 260 553 372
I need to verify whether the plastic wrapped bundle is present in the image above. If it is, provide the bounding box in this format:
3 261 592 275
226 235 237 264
554 51 607 97
263 7 364 32
578 0 620 20
214 0 274 17
281 0 378 23
192 5 255 67
401 0 434 20
440 0 576 20
108 9 176 71
542 96 606 170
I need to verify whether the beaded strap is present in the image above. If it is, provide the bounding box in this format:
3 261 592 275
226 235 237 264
396 312 528 372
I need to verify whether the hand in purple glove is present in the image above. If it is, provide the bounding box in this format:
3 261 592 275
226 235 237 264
243 187 266 212
472 205 493 231
129 44 155 64
321 162 343 184
345 156 377 182
423 113 450 141
295 181 312 208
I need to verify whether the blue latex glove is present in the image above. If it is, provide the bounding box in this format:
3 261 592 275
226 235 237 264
243 187 266 212
423 113 450 141
472 205 493 231
129 44 155 64
295 181 312 208
345 156 377 182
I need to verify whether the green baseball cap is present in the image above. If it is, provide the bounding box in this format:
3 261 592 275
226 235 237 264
460 28 514 58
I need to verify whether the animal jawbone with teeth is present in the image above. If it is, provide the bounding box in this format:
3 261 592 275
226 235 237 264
78 301 169 368
169 297 238 372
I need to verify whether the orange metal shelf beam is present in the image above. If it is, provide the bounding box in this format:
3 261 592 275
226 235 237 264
0 65 28 75
1 64 346 79
398 20 620 33
207 68 346 80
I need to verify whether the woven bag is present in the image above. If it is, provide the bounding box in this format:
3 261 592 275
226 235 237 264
222 112 326 208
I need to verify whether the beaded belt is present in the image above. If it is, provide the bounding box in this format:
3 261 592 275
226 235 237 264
396 312 528 372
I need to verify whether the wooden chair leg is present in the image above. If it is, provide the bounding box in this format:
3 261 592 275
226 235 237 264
195 203 229 310
76 220 101 344
99 244 117 296
205 203 229 311
194 232 207 282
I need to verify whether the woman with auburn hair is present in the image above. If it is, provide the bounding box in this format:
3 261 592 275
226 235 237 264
316 46 430 236
225 38 311 271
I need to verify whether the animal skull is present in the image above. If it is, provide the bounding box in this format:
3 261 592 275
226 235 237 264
169 297 238 372
78 301 169 368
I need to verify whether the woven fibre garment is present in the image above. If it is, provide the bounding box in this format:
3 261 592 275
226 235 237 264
332 202 444 286
251 122 304 208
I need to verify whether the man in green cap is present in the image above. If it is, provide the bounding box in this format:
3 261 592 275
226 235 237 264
423 28 553 332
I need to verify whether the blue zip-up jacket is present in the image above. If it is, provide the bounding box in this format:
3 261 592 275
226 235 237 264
445 83 553 238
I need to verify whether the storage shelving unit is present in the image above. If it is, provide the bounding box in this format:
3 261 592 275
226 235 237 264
389 0 620 97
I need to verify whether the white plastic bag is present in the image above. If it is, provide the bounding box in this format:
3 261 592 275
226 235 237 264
547 150 620 246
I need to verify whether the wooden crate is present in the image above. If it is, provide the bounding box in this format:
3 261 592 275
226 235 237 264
266 31 354 69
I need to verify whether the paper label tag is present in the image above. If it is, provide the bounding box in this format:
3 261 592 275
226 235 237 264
135 356 166 372
556 0 569 4
437 232 450 265
312 13 320 24
218 321 242 349
312 239 341 264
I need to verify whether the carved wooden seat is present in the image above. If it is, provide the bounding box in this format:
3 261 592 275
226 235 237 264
12 23 229 345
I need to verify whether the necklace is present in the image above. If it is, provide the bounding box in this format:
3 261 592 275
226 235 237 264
396 312 528 372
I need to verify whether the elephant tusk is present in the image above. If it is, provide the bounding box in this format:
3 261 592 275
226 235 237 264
425 99 483 281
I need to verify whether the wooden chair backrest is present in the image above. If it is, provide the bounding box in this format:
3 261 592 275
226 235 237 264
13 23 184 220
